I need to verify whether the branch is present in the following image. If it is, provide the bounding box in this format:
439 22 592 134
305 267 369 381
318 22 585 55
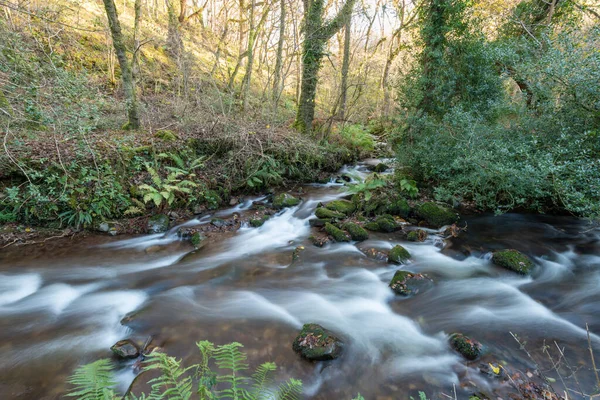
322 0 358 40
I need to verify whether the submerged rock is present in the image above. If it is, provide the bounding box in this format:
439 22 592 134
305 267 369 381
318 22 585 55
315 207 345 219
273 193 300 209
449 333 482 360
325 223 351 242
389 270 432 296
325 199 356 215
407 229 427 242
111 339 140 359
343 222 369 241
416 202 458 228
492 249 533 275
147 214 169 234
361 247 388 261
292 323 344 361
388 245 410 264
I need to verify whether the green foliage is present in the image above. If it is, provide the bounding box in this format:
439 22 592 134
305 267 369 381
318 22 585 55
347 175 387 202
138 163 198 209
66 341 302 400
246 156 284 189
352 394 365 400
397 178 419 199
332 124 375 154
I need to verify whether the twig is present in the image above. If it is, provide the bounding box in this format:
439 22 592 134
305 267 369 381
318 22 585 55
587 323 600 388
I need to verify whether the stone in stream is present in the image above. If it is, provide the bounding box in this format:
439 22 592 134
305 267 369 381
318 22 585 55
416 202 458 228
272 193 300 209
147 214 169 234
364 214 401 233
407 229 427 242
388 245 410 264
110 339 140 359
325 223 351 242
368 162 389 173
342 222 369 241
324 199 356 215
389 270 432 296
449 333 482 360
97 221 118 236
292 323 344 361
309 218 328 228
177 228 207 248
492 249 533 275
315 207 345 219
249 215 270 227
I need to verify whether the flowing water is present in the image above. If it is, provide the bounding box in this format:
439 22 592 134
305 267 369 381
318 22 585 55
1 161 600 399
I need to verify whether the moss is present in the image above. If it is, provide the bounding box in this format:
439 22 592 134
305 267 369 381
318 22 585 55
450 333 482 360
343 222 369 241
154 129 178 141
492 249 533 275
249 215 270 227
147 214 169 234
315 207 345 219
389 270 433 296
190 232 206 248
273 193 300 209
416 202 458 228
369 162 388 173
325 199 356 215
292 323 343 360
375 215 400 232
325 222 350 242
407 229 427 242
387 198 411 218
388 245 410 264
364 221 381 231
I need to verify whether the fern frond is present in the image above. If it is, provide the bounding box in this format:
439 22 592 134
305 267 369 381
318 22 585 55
248 362 276 400
124 206 144 216
66 359 116 400
274 378 302 400
351 394 365 400
144 352 194 400
213 342 250 400
145 164 163 187
196 341 217 399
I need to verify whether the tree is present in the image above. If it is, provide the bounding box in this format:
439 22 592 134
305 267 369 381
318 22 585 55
338 18 351 121
101 0 140 129
294 0 358 133
272 0 286 106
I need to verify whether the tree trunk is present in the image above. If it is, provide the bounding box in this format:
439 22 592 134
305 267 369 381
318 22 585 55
272 0 285 105
242 0 256 110
338 17 351 121
102 0 140 129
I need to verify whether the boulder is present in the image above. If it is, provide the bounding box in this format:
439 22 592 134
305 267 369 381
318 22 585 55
325 223 351 242
388 245 410 264
368 162 389 173
449 333 482 360
273 193 300 209
386 198 411 218
315 207 345 219
211 218 229 228
389 270 433 296
97 222 118 236
416 202 458 228
309 218 328 227
343 222 369 241
361 248 388 261
110 339 140 359
375 215 401 232
177 228 207 248
292 323 344 361
147 214 169 234
325 200 356 215
407 229 427 242
249 215 270 227
492 249 533 275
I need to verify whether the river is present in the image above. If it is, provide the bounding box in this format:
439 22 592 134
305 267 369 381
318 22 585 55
1 161 599 399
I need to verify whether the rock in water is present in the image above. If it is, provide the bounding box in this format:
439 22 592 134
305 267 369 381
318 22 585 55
343 222 369 241
325 199 356 215
449 333 482 360
272 193 300 209
292 323 344 361
416 202 458 228
492 249 533 274
368 162 389 173
388 245 410 264
407 229 427 242
111 339 140 359
325 223 351 242
147 214 169 234
315 207 345 219
389 270 433 296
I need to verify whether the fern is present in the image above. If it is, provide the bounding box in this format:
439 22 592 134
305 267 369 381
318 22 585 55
274 378 302 400
248 362 276 400
144 352 194 400
66 359 116 400
213 342 250 400
352 394 365 400
197 341 217 399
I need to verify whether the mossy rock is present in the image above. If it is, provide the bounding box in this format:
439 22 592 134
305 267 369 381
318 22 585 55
368 162 389 173
211 218 228 227
190 232 206 248
154 130 178 141
309 218 328 227
315 207 345 219
147 214 169 234
387 198 411 218
388 245 410 264
273 193 300 209
325 199 356 215
343 222 369 241
249 215 270 227
389 270 433 296
325 223 351 242
449 333 482 360
364 221 381 231
407 229 427 242
375 215 400 233
110 339 140 359
492 249 533 275
177 228 206 248
416 202 458 228
292 323 344 361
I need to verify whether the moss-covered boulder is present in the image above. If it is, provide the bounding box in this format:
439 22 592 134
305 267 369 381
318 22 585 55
325 199 356 215
492 249 533 275
364 221 381 231
376 215 400 232
154 130 178 141
325 223 351 242
388 245 410 264
387 198 411 218
111 339 140 359
315 207 345 219
147 214 169 234
309 218 328 227
190 232 206 248
407 229 427 242
343 222 369 241
368 162 389 173
449 333 482 360
292 323 344 361
177 228 207 248
389 270 433 296
249 215 270 227
416 202 458 228
273 193 300 209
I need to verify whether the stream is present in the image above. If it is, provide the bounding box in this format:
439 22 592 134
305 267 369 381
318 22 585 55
1 161 600 399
